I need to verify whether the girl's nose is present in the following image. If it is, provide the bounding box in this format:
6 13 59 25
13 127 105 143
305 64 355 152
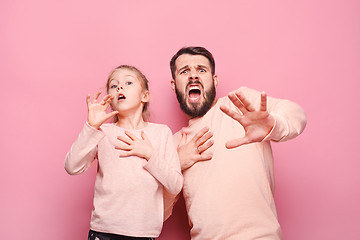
117 86 124 90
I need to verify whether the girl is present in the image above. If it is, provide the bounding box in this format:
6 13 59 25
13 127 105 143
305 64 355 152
65 65 183 240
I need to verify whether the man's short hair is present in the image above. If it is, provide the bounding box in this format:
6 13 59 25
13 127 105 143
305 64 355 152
170 46 215 79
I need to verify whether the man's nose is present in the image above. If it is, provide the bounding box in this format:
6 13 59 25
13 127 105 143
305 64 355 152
189 70 199 79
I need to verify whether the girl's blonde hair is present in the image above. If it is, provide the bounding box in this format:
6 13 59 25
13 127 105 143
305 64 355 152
106 65 150 121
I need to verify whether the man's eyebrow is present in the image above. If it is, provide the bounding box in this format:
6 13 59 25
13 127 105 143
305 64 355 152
197 65 209 69
177 65 189 72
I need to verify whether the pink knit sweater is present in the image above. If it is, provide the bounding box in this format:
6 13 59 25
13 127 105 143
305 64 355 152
65 122 183 237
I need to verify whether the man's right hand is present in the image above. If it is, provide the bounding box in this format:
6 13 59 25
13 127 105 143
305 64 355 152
177 127 214 171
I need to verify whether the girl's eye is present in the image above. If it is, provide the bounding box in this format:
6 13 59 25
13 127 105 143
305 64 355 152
125 81 133 86
110 84 118 89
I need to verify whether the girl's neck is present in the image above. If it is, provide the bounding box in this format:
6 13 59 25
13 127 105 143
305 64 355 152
115 113 147 130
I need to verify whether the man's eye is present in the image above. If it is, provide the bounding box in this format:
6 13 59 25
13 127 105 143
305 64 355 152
180 70 188 74
199 69 206 73
126 81 133 85
111 84 118 89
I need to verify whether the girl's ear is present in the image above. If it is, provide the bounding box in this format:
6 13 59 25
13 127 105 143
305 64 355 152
142 90 150 103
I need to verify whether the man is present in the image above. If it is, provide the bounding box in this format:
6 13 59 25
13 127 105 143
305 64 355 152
164 46 307 240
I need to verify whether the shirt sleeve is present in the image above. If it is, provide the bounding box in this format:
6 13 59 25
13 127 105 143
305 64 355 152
163 188 181 221
143 126 184 196
64 122 105 175
237 87 307 142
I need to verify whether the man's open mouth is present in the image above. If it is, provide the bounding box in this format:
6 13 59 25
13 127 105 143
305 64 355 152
188 85 202 102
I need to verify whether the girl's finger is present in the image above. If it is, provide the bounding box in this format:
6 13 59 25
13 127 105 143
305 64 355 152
115 144 132 151
104 96 114 109
141 131 149 141
86 94 91 108
124 131 138 141
117 135 132 145
104 111 118 121
119 151 133 158
93 91 102 103
101 95 110 105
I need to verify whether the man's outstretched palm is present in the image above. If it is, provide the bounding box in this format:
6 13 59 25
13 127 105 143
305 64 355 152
220 90 275 149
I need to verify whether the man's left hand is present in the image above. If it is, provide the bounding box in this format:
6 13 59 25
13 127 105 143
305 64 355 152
220 90 275 149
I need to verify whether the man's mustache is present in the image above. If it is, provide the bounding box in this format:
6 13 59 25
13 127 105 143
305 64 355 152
186 80 203 90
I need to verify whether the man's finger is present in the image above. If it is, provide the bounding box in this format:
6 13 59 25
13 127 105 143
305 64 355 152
220 105 243 123
197 139 214 154
199 154 213 161
235 90 255 112
179 132 187 147
195 131 213 147
191 127 210 143
260 92 267 112
228 92 248 114
225 137 249 149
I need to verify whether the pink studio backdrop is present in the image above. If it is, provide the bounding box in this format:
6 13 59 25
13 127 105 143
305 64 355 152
1 0 359 239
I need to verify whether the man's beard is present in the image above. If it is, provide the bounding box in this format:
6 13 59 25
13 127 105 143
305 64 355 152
175 80 216 118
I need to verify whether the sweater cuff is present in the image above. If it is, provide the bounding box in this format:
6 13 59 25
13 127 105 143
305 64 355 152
262 113 288 142
143 149 162 176
84 122 106 141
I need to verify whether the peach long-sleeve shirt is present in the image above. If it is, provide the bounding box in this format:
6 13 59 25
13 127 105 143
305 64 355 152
167 87 307 240
65 122 183 237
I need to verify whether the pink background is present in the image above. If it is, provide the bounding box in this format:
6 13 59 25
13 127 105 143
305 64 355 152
1 0 359 239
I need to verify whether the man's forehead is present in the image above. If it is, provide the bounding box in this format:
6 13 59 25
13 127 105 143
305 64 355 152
175 54 211 69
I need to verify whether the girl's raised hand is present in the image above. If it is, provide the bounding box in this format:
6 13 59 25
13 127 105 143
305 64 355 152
115 131 154 161
87 91 118 129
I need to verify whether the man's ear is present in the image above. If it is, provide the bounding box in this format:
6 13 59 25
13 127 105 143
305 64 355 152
213 74 219 88
142 90 150 103
171 79 176 92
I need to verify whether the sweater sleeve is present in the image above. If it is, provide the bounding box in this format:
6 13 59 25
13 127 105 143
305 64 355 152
163 188 181 221
240 87 307 142
143 126 183 196
64 122 105 175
